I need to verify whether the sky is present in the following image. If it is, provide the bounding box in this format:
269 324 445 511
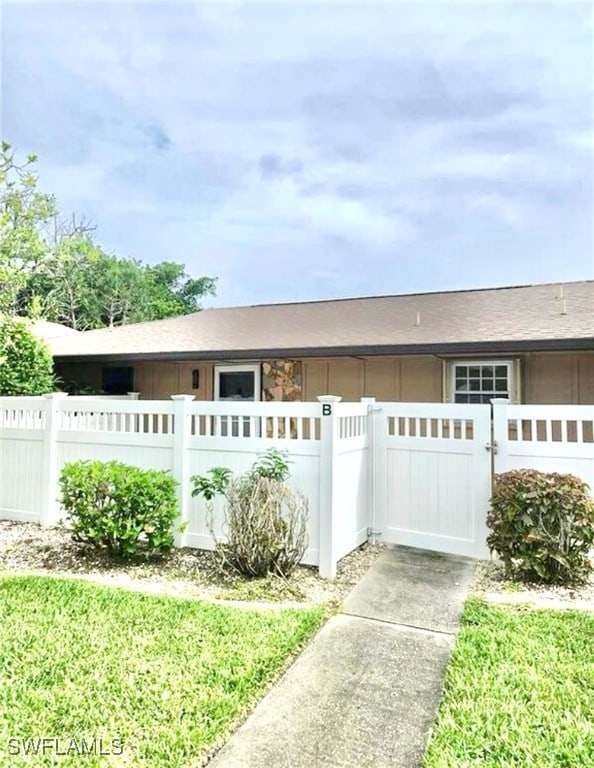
1 0 593 308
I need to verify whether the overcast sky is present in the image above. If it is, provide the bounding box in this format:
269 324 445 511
2 0 593 307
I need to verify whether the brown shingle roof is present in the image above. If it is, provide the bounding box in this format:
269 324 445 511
31 320 82 341
49 280 594 360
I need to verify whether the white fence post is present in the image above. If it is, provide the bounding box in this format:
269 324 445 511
491 398 510 476
171 395 195 546
318 396 342 578
361 397 381 543
40 392 68 527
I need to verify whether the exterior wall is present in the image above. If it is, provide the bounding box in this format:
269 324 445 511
303 356 442 402
134 361 214 400
522 352 594 404
54 351 594 403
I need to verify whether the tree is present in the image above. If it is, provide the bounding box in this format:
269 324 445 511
0 141 56 314
1 141 218 329
143 262 217 319
0 315 56 395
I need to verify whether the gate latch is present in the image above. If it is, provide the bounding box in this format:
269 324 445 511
485 440 498 454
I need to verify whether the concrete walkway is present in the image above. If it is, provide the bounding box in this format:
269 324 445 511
209 546 476 768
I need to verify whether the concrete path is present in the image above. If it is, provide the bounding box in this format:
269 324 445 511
209 546 476 768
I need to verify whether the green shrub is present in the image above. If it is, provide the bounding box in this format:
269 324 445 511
0 315 56 395
487 469 594 584
249 447 292 481
191 449 308 578
60 460 182 558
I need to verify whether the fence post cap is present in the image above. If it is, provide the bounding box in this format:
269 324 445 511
490 398 510 404
43 391 69 399
360 397 376 403
170 394 196 401
316 395 342 403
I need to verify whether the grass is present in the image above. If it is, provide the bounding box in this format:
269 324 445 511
0 574 324 767
424 598 594 768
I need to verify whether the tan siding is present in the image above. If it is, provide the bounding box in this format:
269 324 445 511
577 354 594 403
524 354 578 403
148 363 178 400
327 359 365 401
522 352 594 405
363 358 400 400
133 362 153 398
399 357 442 401
303 356 441 402
175 362 212 400
131 361 214 400
303 361 329 400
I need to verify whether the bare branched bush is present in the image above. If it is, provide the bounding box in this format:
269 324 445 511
208 476 309 578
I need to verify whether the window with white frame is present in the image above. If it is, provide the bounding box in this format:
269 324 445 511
214 365 261 401
214 364 261 437
451 361 514 404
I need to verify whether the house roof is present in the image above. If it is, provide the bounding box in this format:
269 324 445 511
49 280 594 362
31 320 82 341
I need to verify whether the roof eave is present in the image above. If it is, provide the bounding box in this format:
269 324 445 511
53 337 594 364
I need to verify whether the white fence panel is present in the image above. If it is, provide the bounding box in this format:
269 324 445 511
185 401 322 565
0 397 48 522
0 429 45 522
376 403 492 558
493 402 594 492
56 432 174 474
333 406 370 561
58 397 175 434
186 441 321 564
55 397 176 476
0 397 46 429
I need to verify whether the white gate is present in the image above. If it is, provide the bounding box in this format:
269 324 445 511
372 403 492 558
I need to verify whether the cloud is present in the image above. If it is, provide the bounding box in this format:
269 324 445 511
2 0 592 306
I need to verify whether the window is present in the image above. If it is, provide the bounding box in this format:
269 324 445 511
102 366 134 395
451 361 513 404
214 365 261 401
214 365 261 437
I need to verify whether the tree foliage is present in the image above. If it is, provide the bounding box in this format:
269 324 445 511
0 141 56 314
0 315 56 395
1 141 216 328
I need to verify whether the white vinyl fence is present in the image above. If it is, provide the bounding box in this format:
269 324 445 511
492 400 594 490
1 395 593 576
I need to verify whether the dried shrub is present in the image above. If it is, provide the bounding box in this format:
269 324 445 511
191 449 308 578
487 469 594 584
215 476 308 578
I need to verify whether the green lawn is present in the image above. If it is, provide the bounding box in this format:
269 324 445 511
0 575 324 767
424 598 594 768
